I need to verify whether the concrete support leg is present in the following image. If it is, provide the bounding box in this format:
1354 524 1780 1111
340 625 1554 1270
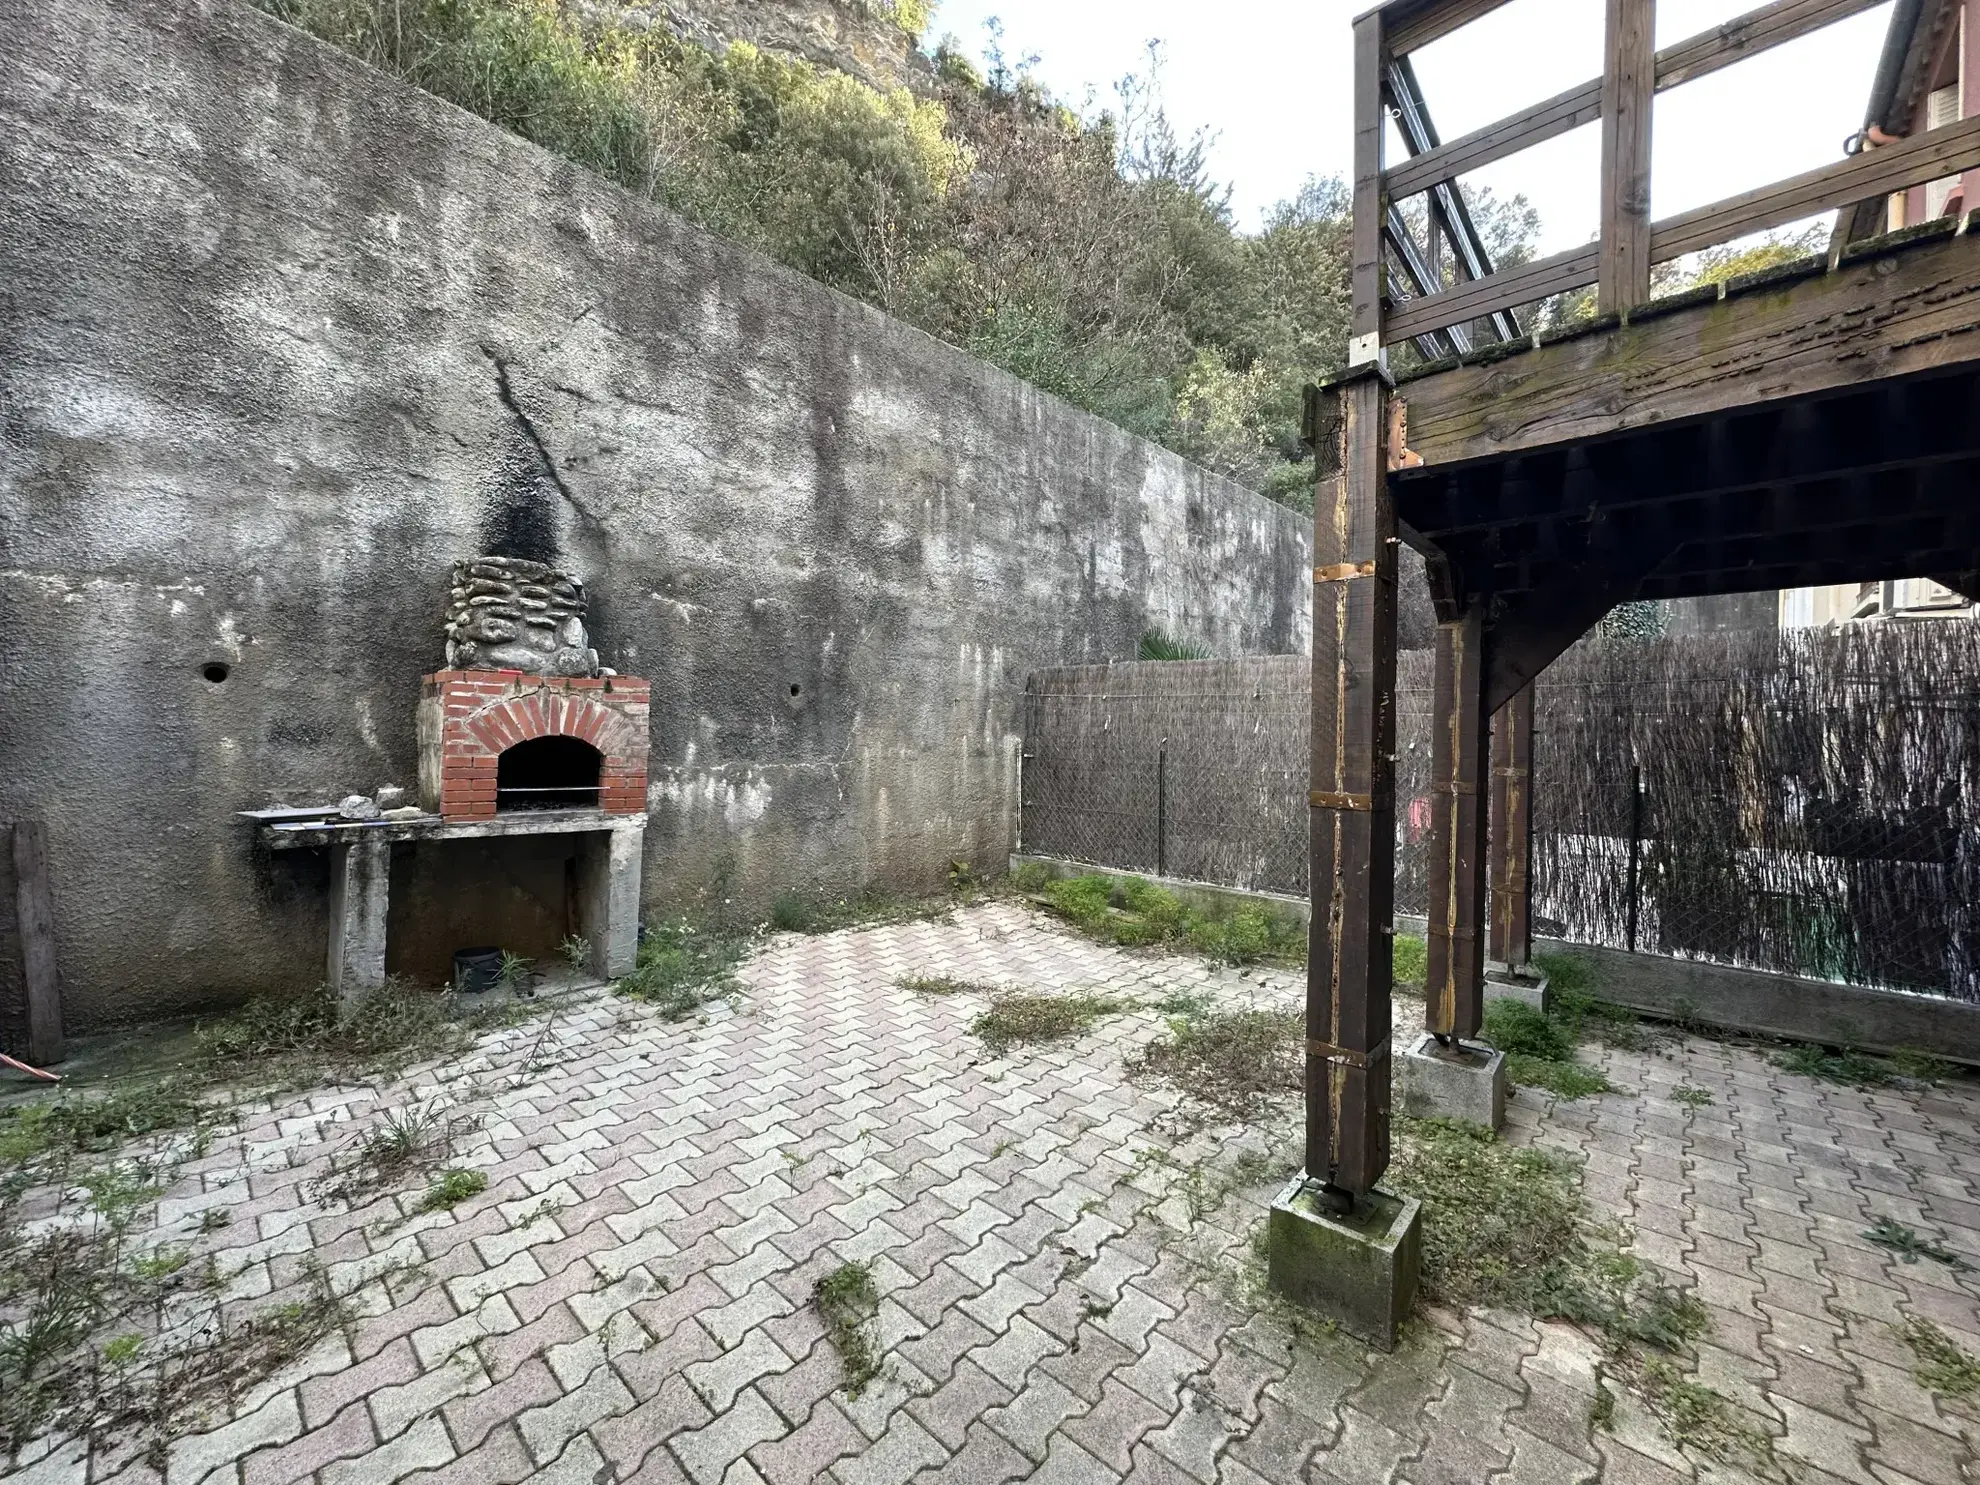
576 821 645 979
327 833 391 1007
1399 1032 1507 1129
1427 607 1490 1043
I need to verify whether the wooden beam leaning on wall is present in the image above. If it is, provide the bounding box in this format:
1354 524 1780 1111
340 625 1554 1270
1489 685 1535 971
7 820 65 1067
1425 608 1489 1042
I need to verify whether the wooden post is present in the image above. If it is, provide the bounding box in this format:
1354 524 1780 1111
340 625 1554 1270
10 821 65 1066
1599 0 1656 316
1307 371 1398 1202
1489 683 1535 970
1347 13 1386 368
1426 607 1489 1041
1303 4 1397 1203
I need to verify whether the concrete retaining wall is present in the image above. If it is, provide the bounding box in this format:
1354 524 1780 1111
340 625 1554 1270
0 0 1311 1030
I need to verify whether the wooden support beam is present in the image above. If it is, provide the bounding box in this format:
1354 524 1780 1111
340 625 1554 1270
1384 0 1514 57
1600 0 1657 315
9 820 64 1067
1396 225 1980 468
1489 686 1535 971
1426 606 1489 1042
1351 11 1386 360
1306 369 1399 1199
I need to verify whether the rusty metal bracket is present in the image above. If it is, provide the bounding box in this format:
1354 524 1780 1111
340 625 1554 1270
1310 789 1374 811
1305 1037 1392 1069
1315 561 1378 583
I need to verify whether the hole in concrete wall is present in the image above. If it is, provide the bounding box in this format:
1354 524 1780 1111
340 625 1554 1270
790 683 802 697
202 662 231 684
496 735 602 811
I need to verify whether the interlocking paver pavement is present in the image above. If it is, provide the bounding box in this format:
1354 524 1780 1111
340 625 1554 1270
14 900 1980 1483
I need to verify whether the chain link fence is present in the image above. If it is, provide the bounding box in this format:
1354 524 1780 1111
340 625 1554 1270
1022 622 1980 1000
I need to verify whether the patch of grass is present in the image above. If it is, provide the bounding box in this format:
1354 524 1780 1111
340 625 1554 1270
1890 1048 1957 1085
1483 1000 1612 1100
1388 1118 1705 1353
617 918 750 1020
1637 1356 1771 1466
497 951 533 992
970 993 1125 1053
814 1261 882 1397
897 974 994 997
197 976 515 1079
1771 1042 1895 1087
1033 874 1303 966
1669 1085 1715 1108
1393 933 1427 987
1507 1056 1614 1100
1125 1008 1301 1119
129 1247 188 1281
1902 1317 1980 1396
1387 1117 1584 1311
768 883 962 935
559 934 591 973
1866 1216 1970 1271
421 1167 489 1212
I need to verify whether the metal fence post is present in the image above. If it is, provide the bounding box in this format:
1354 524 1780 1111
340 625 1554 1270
1156 742 1168 878
1625 764 1643 953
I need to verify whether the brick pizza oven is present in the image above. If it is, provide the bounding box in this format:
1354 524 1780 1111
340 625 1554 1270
417 670 650 819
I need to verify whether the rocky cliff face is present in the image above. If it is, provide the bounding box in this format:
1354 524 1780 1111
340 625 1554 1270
585 0 933 94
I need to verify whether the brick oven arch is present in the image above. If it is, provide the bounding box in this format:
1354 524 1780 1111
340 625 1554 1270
418 671 651 819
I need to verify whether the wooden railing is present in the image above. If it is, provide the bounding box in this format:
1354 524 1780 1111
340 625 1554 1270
1362 0 1977 349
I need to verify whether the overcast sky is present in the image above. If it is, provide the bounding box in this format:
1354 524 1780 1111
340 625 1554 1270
926 0 1896 256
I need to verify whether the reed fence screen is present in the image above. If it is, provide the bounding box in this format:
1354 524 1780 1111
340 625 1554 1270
1018 622 1980 1000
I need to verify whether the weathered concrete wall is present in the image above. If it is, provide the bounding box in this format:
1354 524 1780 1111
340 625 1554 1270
0 0 1311 1030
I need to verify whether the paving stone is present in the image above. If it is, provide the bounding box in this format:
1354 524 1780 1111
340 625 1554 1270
669 1387 789 1485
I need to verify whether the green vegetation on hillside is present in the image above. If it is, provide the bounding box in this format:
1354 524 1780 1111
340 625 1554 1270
257 0 1800 511
251 0 1535 509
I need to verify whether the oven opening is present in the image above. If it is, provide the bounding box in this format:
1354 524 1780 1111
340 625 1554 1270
496 736 602 811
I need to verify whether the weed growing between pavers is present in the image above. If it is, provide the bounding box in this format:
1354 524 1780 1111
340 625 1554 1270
1866 1216 1970 1271
1669 1084 1716 1108
896 974 996 997
970 992 1127 1053
1380 1118 1769 1464
1902 1317 1980 1396
1026 872 1304 966
1481 1000 1614 1100
421 1166 489 1211
814 1260 882 1397
1634 1356 1775 1467
1125 1008 1302 1119
1768 1041 1954 1088
768 881 967 935
0 979 564 1461
617 917 751 1020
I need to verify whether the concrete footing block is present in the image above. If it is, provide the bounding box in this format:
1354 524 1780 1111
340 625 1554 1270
1484 966 1551 1016
1398 1033 1507 1129
1266 1176 1421 1351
